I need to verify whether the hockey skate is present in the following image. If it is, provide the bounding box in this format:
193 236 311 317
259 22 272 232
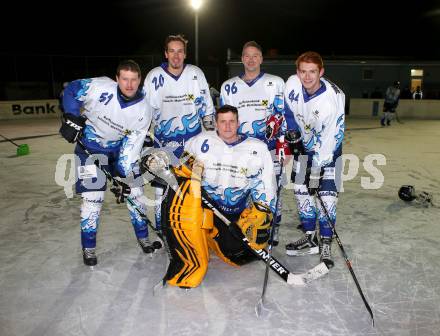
82 248 97 266
138 237 155 254
286 231 319 256
320 237 334 269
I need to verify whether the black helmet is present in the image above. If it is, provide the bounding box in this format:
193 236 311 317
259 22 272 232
398 185 416 202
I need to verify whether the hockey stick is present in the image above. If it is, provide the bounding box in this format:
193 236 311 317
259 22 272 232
76 141 170 258
255 156 285 317
200 188 329 286
315 193 374 326
394 111 404 124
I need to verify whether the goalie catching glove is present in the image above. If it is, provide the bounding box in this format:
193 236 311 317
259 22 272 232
234 202 273 250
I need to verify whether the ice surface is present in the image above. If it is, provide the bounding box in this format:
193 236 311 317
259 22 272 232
0 118 439 336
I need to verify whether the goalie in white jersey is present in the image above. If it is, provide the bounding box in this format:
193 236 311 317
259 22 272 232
60 60 154 266
151 105 277 288
143 34 215 231
283 51 345 269
220 41 286 245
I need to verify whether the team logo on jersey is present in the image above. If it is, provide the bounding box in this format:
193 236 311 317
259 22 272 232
267 81 273 87
239 167 248 175
124 129 132 135
304 124 311 132
261 99 268 107
288 89 299 102
187 94 194 101
192 75 198 80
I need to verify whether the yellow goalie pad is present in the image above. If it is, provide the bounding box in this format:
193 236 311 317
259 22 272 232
236 202 273 250
163 177 211 288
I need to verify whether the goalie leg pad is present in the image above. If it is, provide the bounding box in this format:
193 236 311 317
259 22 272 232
162 177 209 288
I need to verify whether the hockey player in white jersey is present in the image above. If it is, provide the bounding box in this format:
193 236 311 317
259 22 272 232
220 41 286 245
154 105 277 288
60 60 153 266
283 51 345 269
143 34 215 232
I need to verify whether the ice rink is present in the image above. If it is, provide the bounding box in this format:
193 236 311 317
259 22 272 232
0 117 439 336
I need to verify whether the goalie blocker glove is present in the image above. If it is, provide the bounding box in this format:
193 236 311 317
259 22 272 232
202 115 215 131
265 113 284 140
59 114 86 143
110 177 131 204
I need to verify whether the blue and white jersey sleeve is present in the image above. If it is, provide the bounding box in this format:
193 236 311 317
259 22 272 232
117 128 149 176
194 66 215 119
283 74 302 132
62 78 94 116
312 78 345 167
249 140 277 214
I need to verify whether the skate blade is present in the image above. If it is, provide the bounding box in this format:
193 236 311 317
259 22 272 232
285 247 319 256
287 262 329 286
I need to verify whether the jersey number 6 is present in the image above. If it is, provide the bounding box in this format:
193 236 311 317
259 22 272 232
224 82 238 95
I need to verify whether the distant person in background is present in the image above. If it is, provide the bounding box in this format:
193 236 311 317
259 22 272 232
412 86 423 100
381 81 400 126
370 87 383 99
400 85 412 99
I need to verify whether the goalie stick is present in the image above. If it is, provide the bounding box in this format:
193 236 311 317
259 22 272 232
199 187 329 287
316 193 374 326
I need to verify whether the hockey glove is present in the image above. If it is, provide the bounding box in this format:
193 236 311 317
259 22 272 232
59 114 86 143
110 177 131 204
235 202 273 250
275 135 291 161
285 130 304 156
202 115 215 131
305 166 324 195
265 113 284 140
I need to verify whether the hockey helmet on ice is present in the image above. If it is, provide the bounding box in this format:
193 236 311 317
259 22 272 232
398 185 416 202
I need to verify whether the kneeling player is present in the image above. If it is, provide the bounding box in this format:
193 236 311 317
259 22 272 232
154 105 277 288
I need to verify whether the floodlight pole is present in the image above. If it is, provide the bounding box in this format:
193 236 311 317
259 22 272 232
191 0 202 66
195 10 199 66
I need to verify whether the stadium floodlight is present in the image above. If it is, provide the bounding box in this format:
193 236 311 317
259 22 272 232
190 0 203 66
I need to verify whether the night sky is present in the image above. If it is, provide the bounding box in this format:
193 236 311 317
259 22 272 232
2 0 440 61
